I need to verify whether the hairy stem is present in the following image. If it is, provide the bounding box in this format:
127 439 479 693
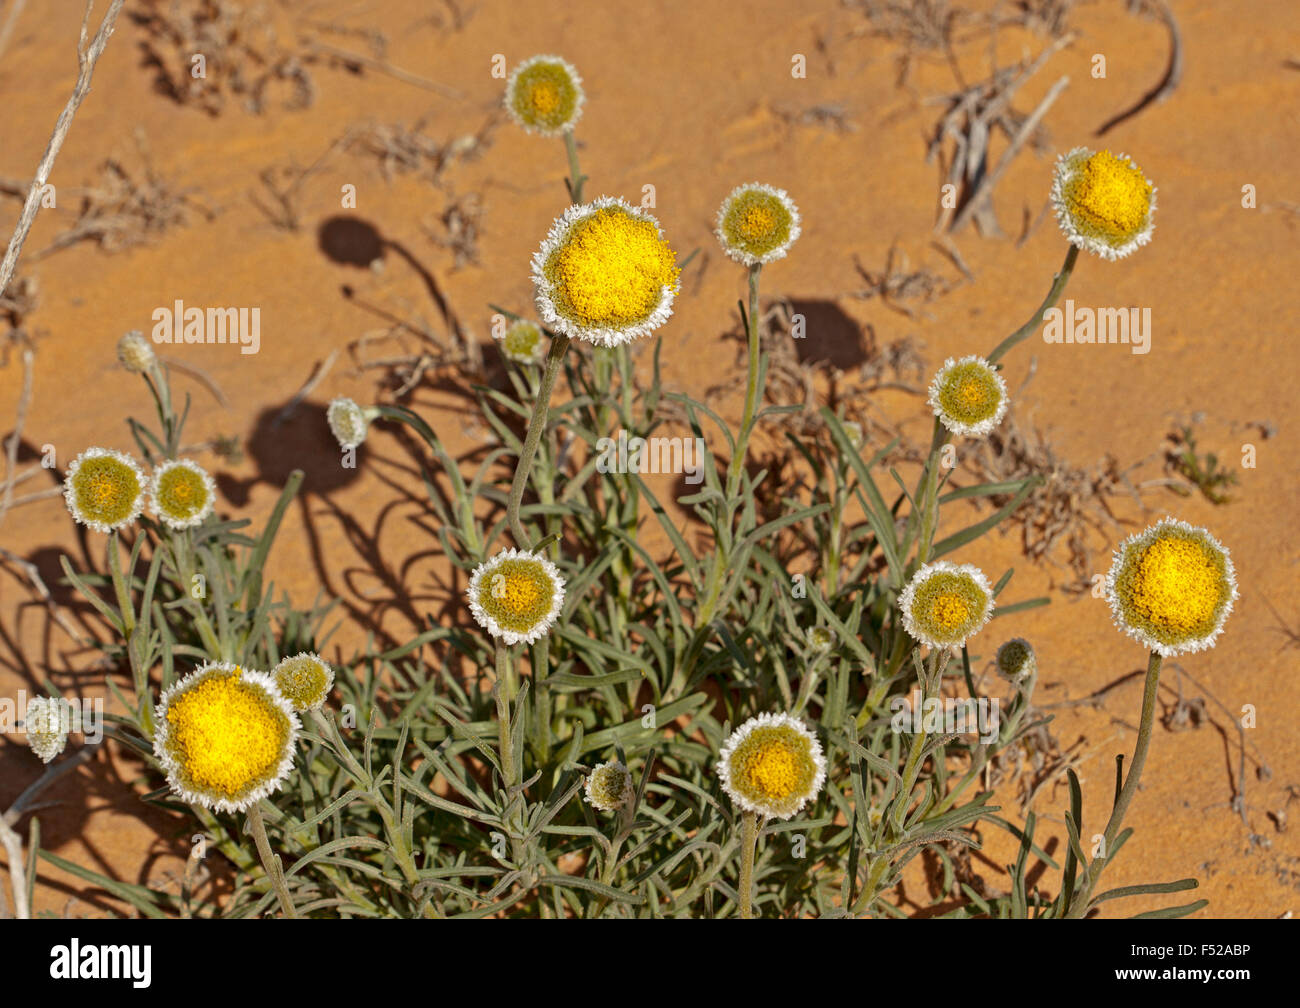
1067 650 1163 918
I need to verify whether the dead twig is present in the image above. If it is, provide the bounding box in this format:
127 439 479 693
1095 0 1183 136
0 0 128 298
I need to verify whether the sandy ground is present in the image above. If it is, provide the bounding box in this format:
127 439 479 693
0 0 1296 918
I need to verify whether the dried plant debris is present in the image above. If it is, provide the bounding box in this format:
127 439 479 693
34 138 214 257
422 192 485 270
850 244 955 317
959 412 1139 593
0 274 38 345
842 0 983 85
999 0 1077 38
345 118 495 185
131 0 316 115
928 34 1073 236
773 102 858 133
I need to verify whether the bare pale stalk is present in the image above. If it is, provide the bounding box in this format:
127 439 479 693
0 0 127 296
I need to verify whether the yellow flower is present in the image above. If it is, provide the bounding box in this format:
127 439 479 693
900 561 995 648
271 652 335 712
715 183 801 266
150 458 216 530
1052 147 1156 260
504 55 584 137
153 662 299 814
928 355 1008 438
1105 518 1237 656
467 548 566 645
583 760 634 812
533 197 680 347
63 447 146 534
718 712 826 820
499 319 546 365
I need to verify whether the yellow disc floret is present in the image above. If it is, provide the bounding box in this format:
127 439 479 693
719 713 827 820
151 459 215 529
929 356 1008 437
64 448 146 533
715 183 802 265
544 207 680 331
1107 519 1236 655
154 663 298 813
505 56 584 136
468 548 566 645
900 561 995 648
1062 151 1152 242
1052 147 1156 259
272 652 335 712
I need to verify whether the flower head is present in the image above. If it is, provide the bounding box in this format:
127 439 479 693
499 319 546 365
900 561 995 649
928 355 1008 438
504 55 584 137
842 420 865 452
327 397 370 451
715 183 801 266
806 625 836 652
1051 147 1156 261
1105 518 1237 656
63 447 146 533
116 331 156 373
532 197 680 348
149 458 216 530
271 652 335 712
584 760 634 812
719 712 827 820
24 695 72 764
467 547 566 646
153 662 299 814
996 638 1037 683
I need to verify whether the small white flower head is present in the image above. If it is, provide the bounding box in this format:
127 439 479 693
116 330 156 373
842 420 865 452
327 397 369 450
995 638 1037 683
928 355 1009 438
271 652 335 712
153 662 300 814
715 183 801 266
899 561 996 649
718 712 827 820
583 760 634 812
532 196 681 348
149 458 216 530
63 447 147 534
1051 147 1157 261
806 625 836 652
24 695 73 764
504 55 584 137
1105 517 1237 657
498 319 546 365
467 547 566 646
